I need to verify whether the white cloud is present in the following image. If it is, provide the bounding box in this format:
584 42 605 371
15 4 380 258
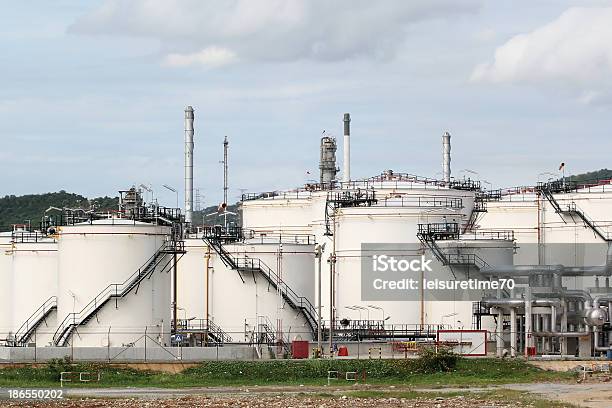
471 7 612 104
163 46 237 68
71 0 479 65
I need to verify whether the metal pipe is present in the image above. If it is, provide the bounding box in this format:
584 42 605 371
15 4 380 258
532 331 589 337
343 113 350 183
593 328 611 351
184 106 195 225
524 288 532 356
482 244 612 277
442 132 451 184
496 309 504 358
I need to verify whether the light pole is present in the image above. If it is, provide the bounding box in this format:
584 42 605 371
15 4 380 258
139 184 154 204
163 184 179 209
537 172 559 185
354 305 369 324
345 306 361 321
459 168 479 179
315 243 325 354
367 305 385 322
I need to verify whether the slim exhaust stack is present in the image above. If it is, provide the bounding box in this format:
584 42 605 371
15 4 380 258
184 106 195 224
442 131 451 184
343 113 351 183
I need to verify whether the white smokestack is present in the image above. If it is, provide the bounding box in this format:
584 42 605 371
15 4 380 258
442 131 451 184
343 113 351 183
184 106 194 224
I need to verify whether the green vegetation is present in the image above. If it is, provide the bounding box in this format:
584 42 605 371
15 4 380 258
192 202 241 227
0 191 118 231
565 168 612 185
0 358 573 389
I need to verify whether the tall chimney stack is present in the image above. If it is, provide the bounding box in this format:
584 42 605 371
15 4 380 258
442 131 451 184
343 113 351 183
184 106 195 224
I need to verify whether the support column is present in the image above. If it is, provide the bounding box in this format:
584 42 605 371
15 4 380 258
496 309 504 358
510 307 517 357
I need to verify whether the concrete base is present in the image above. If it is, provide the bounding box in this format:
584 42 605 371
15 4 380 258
0 345 256 363
578 337 591 358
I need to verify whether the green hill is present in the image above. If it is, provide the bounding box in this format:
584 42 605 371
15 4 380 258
0 191 118 231
566 168 612 185
0 191 241 232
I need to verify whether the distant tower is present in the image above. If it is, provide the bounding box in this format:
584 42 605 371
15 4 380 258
343 113 351 183
184 106 195 224
319 132 337 189
442 131 451 184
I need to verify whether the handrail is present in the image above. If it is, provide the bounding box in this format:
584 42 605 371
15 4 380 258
13 296 57 345
204 237 318 334
375 195 463 209
236 257 318 330
460 229 515 241
53 241 171 346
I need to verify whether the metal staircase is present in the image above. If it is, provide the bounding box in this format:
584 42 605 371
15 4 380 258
173 318 233 344
11 296 57 346
417 223 491 270
325 190 377 236
206 319 233 344
538 183 611 241
204 234 318 337
463 189 502 233
53 241 184 346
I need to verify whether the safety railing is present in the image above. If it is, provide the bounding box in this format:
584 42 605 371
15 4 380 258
375 195 463 209
235 257 318 335
53 241 178 346
461 229 515 241
417 223 460 239
12 296 57 346
173 318 233 344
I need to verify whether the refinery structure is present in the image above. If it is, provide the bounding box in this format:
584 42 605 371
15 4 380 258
1 106 612 360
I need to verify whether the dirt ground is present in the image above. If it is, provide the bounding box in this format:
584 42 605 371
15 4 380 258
0 395 529 407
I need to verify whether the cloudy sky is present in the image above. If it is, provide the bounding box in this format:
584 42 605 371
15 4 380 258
2 1 612 206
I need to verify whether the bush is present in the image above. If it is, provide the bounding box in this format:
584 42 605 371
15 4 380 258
413 347 460 373
45 357 73 380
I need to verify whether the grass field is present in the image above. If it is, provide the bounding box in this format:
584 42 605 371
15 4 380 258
0 358 575 389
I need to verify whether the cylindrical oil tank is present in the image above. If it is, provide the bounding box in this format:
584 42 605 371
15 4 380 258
11 236 58 346
206 240 315 341
0 232 13 342
56 220 171 347
176 238 209 321
328 200 468 326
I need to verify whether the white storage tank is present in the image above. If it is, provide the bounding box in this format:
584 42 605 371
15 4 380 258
10 232 58 346
0 231 13 343
176 238 209 322
325 189 471 325
55 219 171 347
205 238 316 342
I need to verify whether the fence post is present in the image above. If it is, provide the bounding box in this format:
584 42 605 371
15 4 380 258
144 327 147 362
